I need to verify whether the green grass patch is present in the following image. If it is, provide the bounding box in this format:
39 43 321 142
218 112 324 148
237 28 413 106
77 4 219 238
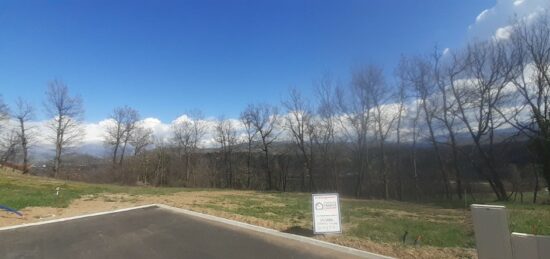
0 168 185 209
507 203 550 235
0 181 88 209
342 199 473 247
350 217 474 248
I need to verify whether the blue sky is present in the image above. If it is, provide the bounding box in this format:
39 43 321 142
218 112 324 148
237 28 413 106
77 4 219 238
0 0 497 122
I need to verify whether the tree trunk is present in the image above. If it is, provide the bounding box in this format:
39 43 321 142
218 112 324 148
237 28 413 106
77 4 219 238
186 153 191 184
119 138 129 165
53 117 63 177
246 145 252 188
354 148 367 197
19 118 29 174
423 103 451 199
112 142 119 165
449 136 463 199
380 141 388 200
53 142 62 177
264 148 271 190
534 166 539 204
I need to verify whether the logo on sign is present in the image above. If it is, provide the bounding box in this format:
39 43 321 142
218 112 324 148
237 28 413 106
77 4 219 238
315 202 324 210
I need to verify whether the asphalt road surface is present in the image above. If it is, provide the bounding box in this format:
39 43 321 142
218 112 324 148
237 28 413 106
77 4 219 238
0 206 371 259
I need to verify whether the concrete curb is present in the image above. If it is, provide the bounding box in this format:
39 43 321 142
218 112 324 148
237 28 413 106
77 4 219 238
0 204 393 259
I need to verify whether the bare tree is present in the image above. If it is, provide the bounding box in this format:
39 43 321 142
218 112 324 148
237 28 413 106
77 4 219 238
118 107 139 165
44 80 84 177
150 136 170 186
172 111 208 185
436 49 469 200
283 87 316 192
215 117 238 188
394 60 409 200
395 56 428 200
242 103 278 190
130 125 153 156
0 96 13 164
504 13 550 192
409 93 423 200
449 41 514 200
104 106 140 165
240 110 258 188
0 95 9 131
13 98 35 174
105 106 127 164
314 74 340 191
339 65 375 197
403 56 452 199
1 130 19 164
275 147 292 191
368 65 397 200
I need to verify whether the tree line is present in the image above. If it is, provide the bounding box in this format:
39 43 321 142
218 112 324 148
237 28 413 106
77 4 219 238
1 13 549 201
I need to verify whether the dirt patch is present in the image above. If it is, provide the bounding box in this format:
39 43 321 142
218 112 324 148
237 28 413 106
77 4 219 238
0 196 147 228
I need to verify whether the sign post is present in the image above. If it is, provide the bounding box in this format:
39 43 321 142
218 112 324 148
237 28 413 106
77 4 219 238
312 193 342 234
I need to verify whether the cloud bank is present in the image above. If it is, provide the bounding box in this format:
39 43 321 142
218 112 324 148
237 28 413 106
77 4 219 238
468 0 550 40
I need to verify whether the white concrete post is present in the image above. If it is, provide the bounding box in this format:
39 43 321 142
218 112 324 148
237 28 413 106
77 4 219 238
470 204 513 259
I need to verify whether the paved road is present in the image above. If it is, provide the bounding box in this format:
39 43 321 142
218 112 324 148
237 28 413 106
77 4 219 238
0 207 368 259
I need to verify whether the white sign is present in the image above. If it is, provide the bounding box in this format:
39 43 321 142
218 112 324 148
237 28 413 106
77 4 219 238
312 193 342 234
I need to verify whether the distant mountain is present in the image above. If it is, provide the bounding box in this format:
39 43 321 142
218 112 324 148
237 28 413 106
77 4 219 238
27 126 527 163
433 127 527 145
29 141 107 163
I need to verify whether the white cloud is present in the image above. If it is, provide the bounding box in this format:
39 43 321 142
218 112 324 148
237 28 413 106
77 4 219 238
514 0 526 7
140 117 171 141
172 114 191 124
468 0 550 41
476 9 490 23
84 119 111 143
495 25 513 40
442 48 451 56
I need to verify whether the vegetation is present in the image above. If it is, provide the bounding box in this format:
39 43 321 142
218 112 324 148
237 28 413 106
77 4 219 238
0 167 180 209
1 167 548 251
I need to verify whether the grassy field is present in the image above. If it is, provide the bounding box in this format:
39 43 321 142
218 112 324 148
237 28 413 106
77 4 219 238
1 167 549 258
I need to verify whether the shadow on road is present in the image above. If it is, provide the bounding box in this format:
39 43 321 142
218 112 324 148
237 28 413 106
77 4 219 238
282 226 314 237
